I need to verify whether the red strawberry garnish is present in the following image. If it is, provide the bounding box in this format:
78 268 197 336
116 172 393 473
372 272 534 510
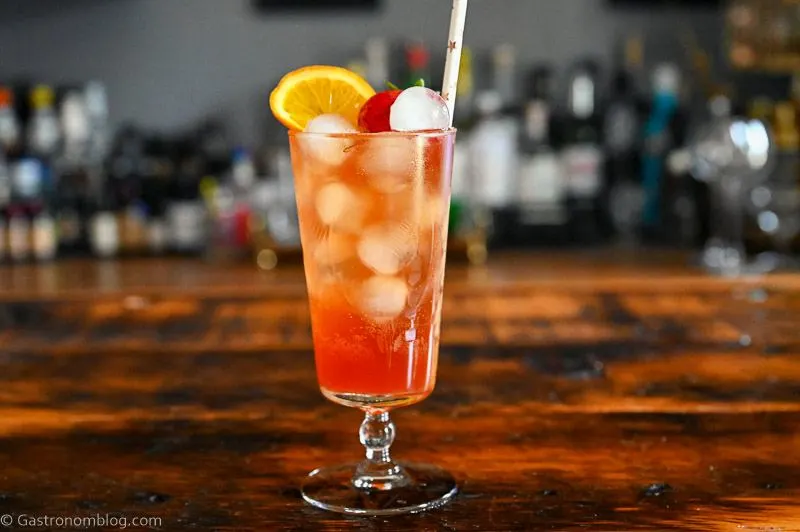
358 90 402 133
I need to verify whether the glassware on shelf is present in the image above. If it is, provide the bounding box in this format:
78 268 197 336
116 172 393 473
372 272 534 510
682 109 774 277
249 149 302 270
743 101 800 270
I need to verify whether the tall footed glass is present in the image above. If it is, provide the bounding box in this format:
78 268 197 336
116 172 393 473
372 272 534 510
289 129 457 515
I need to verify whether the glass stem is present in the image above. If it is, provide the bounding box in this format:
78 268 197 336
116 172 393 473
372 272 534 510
709 176 745 276
352 412 410 491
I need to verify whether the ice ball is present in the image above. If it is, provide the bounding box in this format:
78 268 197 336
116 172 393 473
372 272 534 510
390 87 451 132
315 182 364 232
359 137 419 193
357 224 418 275
359 276 409 322
314 231 356 267
302 114 358 167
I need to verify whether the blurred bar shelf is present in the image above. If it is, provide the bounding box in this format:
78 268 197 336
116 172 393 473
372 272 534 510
727 0 800 72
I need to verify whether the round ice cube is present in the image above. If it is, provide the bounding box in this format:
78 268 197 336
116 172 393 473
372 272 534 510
302 114 358 167
359 276 409 322
315 182 364 232
314 232 356 266
360 137 419 193
390 87 451 132
421 194 446 229
306 113 357 134
357 224 418 275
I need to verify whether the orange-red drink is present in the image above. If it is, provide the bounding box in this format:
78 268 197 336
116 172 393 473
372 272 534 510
273 61 463 515
290 130 454 410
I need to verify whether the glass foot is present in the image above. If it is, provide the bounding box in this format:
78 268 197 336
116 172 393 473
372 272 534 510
301 462 458 515
697 248 781 278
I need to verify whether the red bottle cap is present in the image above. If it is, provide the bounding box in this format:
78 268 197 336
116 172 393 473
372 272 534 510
0 87 13 108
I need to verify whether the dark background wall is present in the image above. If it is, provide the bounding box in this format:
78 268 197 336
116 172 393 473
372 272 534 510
0 0 724 145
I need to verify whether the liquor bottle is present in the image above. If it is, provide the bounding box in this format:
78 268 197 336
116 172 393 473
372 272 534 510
450 46 476 244
791 73 800 112
492 44 518 115
0 154 11 261
365 37 390 91
766 101 800 256
26 85 61 160
267 149 301 246
59 89 91 162
6 204 29 263
8 158 41 263
405 41 430 87
559 59 606 245
55 165 90 256
455 46 476 125
88 181 119 259
141 135 173 256
515 66 568 247
605 38 644 245
56 89 92 255
469 91 518 249
640 63 685 244
228 147 257 251
108 127 148 256
23 86 60 259
0 87 21 158
84 81 110 165
29 199 57 262
196 120 231 178
146 193 168 256
34 137 58 263
167 142 207 255
117 178 149 257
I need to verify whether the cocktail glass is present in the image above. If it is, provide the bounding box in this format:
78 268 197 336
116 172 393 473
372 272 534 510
288 129 458 515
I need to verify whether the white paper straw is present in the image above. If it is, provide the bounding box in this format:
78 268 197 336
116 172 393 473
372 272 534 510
441 0 469 127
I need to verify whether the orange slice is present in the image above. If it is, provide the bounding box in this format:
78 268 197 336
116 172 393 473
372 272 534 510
269 66 376 131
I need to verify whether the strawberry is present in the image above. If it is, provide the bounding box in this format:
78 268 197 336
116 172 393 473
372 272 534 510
358 90 402 133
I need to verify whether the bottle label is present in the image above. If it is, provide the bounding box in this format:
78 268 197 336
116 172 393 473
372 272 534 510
562 145 603 198
0 176 10 206
148 219 168 254
451 142 470 200
9 217 30 262
58 209 82 245
168 201 206 250
0 110 19 151
0 220 6 260
518 152 567 225
471 118 518 207
30 115 60 156
609 182 645 235
524 102 549 143
11 159 42 199
121 205 148 252
605 104 638 156
570 74 595 119
33 215 57 261
90 212 119 258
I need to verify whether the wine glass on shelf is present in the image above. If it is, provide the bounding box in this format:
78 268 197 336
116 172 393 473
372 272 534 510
746 169 800 271
676 100 774 277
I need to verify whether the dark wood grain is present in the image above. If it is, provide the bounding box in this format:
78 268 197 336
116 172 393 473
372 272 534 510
0 253 799 530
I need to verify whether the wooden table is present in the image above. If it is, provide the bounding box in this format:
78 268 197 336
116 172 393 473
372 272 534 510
0 252 799 531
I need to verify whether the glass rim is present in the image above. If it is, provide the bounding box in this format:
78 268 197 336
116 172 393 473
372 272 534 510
289 128 457 140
